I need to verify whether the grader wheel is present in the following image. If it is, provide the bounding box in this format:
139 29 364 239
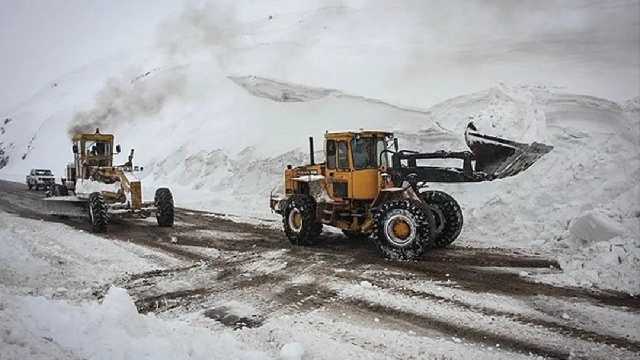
88 192 108 233
155 188 175 227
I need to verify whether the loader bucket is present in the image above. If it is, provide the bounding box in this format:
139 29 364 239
465 122 553 179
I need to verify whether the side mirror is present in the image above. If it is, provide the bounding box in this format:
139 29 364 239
116 144 121 154
72 144 78 154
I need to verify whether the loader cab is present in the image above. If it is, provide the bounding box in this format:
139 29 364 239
71 130 115 179
324 131 392 200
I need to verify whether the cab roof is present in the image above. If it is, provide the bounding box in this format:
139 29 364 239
325 130 393 140
71 132 114 142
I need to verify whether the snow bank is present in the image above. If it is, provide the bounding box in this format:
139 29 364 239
0 287 270 360
568 210 625 244
548 201 640 294
0 211 183 298
75 179 122 197
279 343 305 360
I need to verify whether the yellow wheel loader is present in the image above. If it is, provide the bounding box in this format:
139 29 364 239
45 129 174 232
270 123 552 260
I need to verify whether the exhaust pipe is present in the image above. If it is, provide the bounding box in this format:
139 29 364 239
309 136 315 165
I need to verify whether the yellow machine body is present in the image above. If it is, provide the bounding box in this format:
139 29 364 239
69 130 144 210
279 130 406 233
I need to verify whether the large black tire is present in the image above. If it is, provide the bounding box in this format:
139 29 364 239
370 199 434 260
27 182 33 190
283 194 322 246
420 190 463 248
155 188 175 227
88 192 108 233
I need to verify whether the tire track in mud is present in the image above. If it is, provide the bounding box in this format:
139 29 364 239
389 260 638 309
333 272 640 353
112 248 639 359
341 298 571 359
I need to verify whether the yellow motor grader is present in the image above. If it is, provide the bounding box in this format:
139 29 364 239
45 129 174 232
270 123 552 260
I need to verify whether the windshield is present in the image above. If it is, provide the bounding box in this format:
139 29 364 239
35 169 52 176
85 141 111 156
352 137 388 169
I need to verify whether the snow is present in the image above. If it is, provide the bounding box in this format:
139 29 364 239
279 342 305 360
75 179 122 197
333 279 638 359
569 210 626 243
0 287 270 360
0 211 182 298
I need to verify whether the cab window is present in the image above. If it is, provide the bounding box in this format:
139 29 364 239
337 141 349 169
377 139 389 168
352 137 376 169
326 140 336 169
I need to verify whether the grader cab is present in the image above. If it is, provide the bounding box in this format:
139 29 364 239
270 123 553 260
46 129 175 233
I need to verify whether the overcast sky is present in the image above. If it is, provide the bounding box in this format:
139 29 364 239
0 0 180 110
1 0 638 111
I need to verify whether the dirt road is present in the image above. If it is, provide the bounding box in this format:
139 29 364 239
1 180 638 359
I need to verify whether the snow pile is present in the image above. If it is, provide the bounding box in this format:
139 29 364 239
75 179 122 196
568 210 625 244
0 211 182 298
279 343 305 360
0 286 270 360
548 185 640 293
431 87 640 293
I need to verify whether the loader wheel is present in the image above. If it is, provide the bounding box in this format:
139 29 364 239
370 199 434 260
420 190 463 248
27 182 33 190
155 188 175 227
283 194 322 246
88 192 108 233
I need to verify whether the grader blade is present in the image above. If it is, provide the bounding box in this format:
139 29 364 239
42 196 87 217
464 122 553 180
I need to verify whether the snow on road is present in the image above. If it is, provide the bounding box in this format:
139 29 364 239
1 205 639 359
0 211 271 360
0 211 183 299
0 287 271 360
0 209 535 360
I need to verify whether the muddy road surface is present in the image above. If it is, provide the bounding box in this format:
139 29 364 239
1 180 638 359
